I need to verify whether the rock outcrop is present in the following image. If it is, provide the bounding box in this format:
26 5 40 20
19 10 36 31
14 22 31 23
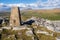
0 17 60 40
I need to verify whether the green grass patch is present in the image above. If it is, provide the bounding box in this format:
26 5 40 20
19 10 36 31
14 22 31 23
21 12 60 20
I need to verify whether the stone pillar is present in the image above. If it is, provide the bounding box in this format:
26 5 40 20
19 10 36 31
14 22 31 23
10 7 21 27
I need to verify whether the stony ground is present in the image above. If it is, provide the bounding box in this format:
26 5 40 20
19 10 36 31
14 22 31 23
52 21 60 32
0 24 60 40
52 21 60 27
0 17 60 40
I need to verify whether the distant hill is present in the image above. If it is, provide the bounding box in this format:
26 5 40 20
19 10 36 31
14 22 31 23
0 11 10 17
21 9 60 20
21 9 60 13
0 8 60 20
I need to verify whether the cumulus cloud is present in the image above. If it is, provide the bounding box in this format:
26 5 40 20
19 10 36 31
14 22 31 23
0 3 4 7
7 3 26 7
0 0 60 9
37 0 60 9
0 3 38 9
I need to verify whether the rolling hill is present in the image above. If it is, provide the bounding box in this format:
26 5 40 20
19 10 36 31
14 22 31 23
0 9 60 20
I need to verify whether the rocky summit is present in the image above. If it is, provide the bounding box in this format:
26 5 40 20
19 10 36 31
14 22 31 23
0 17 60 40
0 7 60 40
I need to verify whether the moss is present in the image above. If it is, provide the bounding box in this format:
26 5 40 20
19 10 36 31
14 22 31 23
1 25 60 40
37 33 56 40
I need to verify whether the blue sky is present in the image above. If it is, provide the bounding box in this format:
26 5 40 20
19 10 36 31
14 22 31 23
0 0 38 4
0 0 48 3
0 0 48 4
0 0 60 9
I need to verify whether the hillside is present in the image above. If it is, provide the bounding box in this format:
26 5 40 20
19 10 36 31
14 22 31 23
0 9 60 20
21 9 60 20
21 9 60 13
0 12 10 17
0 9 60 40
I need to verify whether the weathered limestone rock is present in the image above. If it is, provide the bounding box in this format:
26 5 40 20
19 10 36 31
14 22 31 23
10 7 21 27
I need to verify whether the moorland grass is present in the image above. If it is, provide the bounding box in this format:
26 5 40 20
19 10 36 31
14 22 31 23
21 12 60 20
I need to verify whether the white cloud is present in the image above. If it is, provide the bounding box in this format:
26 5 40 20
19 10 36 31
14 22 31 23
0 3 4 5
0 0 60 9
27 3 38 7
37 0 60 9
0 3 4 7
7 3 26 7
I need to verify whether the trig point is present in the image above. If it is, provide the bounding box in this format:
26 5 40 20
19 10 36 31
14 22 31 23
10 6 21 27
